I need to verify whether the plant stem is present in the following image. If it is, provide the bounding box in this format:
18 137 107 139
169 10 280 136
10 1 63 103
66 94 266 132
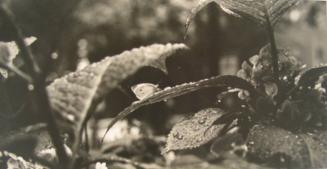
0 63 33 83
264 9 279 81
0 4 69 168
0 5 40 78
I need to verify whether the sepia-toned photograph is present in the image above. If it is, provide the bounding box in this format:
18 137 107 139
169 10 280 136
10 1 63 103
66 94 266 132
0 0 327 169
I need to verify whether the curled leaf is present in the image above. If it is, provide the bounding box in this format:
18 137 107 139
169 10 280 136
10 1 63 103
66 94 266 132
165 108 225 152
101 75 258 142
47 43 187 135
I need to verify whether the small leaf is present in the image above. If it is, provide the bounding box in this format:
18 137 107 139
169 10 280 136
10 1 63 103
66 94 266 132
0 36 37 65
0 37 37 79
186 0 300 32
165 108 225 152
131 83 160 100
263 82 278 98
47 43 187 135
296 66 327 88
247 125 327 169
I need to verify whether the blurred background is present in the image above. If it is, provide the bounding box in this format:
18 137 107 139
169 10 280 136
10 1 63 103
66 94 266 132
0 0 326 136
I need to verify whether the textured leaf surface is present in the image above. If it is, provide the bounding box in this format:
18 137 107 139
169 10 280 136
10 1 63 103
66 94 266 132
47 43 187 133
186 0 300 30
102 75 258 141
247 125 327 169
165 108 225 152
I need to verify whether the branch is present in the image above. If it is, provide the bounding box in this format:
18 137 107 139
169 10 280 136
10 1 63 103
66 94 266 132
0 5 40 78
0 63 33 83
264 8 279 81
0 4 70 168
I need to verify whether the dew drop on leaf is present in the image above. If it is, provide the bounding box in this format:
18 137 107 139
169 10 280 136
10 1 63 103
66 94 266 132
198 117 206 124
28 84 34 91
165 108 226 152
173 132 183 140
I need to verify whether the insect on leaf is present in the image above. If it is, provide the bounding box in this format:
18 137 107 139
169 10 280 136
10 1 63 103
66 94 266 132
47 43 187 136
165 108 226 152
131 83 161 100
186 0 300 32
101 75 258 143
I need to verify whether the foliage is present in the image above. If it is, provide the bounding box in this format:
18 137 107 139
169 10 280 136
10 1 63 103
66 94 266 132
0 0 327 169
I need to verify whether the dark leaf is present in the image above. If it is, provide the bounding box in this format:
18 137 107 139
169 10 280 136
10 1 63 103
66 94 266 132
247 124 327 169
165 108 225 152
296 66 327 88
47 43 187 135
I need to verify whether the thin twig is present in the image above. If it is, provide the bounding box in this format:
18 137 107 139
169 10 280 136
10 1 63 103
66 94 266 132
0 63 33 83
0 5 40 78
0 4 69 168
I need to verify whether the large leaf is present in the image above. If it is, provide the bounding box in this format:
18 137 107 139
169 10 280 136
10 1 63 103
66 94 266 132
247 125 327 169
186 0 300 30
102 75 258 142
165 108 225 152
47 43 187 133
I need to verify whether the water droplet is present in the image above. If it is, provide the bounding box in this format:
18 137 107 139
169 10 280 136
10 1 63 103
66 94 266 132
51 52 58 60
280 157 285 163
28 84 34 91
217 100 222 103
197 138 203 142
316 122 323 127
164 87 171 90
248 141 254 145
173 132 183 140
299 86 303 90
241 104 246 108
198 117 206 124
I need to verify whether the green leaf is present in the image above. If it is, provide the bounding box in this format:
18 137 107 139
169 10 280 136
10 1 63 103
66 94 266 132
186 0 300 31
247 125 327 169
165 108 225 152
47 43 187 134
101 75 258 143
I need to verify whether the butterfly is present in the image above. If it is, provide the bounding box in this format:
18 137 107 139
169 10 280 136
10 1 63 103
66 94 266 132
131 83 161 100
